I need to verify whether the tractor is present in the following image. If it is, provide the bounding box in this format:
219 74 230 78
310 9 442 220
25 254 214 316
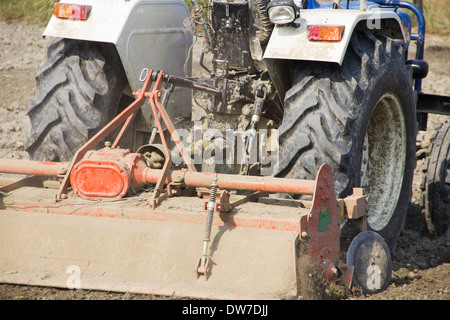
0 0 448 298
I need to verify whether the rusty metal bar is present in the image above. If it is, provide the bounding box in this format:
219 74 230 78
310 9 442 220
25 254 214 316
185 171 316 195
142 168 316 195
112 113 137 149
0 159 68 177
150 92 196 172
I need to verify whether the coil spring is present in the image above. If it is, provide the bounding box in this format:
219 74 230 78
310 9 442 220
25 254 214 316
203 175 218 242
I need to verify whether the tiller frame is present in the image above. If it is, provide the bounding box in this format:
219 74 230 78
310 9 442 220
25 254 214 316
0 70 370 299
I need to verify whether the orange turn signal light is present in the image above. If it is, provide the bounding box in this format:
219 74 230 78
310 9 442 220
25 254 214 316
54 3 91 20
307 25 344 41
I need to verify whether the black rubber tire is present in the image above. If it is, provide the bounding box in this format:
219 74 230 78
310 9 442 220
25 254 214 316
276 31 417 253
422 120 449 236
25 38 127 162
250 0 273 45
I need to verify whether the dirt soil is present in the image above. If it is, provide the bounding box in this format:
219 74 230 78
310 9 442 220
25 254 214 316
0 22 449 300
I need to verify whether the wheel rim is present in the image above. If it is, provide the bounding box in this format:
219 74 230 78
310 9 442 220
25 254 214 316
361 93 406 231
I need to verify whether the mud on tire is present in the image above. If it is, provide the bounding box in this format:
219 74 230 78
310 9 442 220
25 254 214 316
421 120 450 236
276 31 417 253
25 38 127 162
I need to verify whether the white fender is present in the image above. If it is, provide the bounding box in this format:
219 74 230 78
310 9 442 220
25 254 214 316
263 7 407 102
44 0 193 118
264 8 407 65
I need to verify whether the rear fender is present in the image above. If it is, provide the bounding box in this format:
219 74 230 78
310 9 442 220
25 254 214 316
263 8 407 102
44 0 193 118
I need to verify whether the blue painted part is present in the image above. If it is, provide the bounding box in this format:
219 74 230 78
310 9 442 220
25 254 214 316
371 1 425 55
307 0 322 9
305 0 425 91
307 0 402 10
369 0 426 90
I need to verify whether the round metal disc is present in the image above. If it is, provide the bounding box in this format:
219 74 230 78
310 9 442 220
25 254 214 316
346 231 392 293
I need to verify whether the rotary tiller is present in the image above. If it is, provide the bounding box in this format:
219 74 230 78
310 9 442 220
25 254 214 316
0 70 380 299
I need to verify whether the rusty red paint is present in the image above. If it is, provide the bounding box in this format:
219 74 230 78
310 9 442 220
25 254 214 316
6 199 302 232
54 69 158 200
0 159 68 177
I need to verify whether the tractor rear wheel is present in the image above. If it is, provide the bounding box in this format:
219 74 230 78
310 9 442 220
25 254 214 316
25 38 128 162
422 120 449 236
276 31 416 253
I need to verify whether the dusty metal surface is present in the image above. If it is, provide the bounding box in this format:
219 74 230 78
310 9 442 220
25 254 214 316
0 159 358 299
0 187 305 299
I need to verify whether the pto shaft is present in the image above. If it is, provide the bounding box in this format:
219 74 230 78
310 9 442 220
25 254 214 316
143 169 316 196
0 150 317 200
0 159 68 177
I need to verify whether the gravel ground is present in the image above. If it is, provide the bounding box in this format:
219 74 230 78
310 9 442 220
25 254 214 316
0 21 449 300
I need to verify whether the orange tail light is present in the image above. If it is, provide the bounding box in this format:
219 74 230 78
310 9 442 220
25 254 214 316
54 3 91 20
307 25 344 41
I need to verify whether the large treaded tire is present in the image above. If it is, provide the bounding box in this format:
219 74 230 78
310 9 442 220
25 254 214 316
422 120 449 236
25 38 127 162
276 31 417 253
